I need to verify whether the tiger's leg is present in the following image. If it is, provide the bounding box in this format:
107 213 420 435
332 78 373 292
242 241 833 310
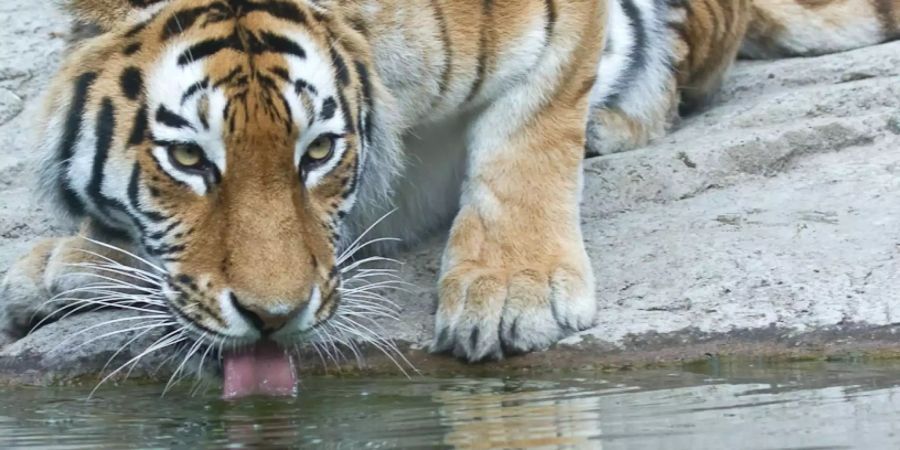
0 220 152 345
431 12 602 362
672 0 752 112
585 0 684 156
741 0 899 59
586 93 677 157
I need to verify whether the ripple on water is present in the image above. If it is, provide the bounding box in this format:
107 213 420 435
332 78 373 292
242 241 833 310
2 361 900 448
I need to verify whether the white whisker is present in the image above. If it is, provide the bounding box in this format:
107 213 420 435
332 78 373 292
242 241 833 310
337 237 402 265
50 315 171 352
55 272 163 295
99 322 172 375
332 314 417 377
164 333 207 396
65 261 163 287
71 248 165 282
336 208 397 263
339 256 402 274
90 328 188 398
342 292 402 309
79 236 166 274
73 320 173 353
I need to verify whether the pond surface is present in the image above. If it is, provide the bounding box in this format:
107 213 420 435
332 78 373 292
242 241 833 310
2 360 900 448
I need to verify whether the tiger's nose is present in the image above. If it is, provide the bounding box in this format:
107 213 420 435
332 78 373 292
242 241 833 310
229 293 302 333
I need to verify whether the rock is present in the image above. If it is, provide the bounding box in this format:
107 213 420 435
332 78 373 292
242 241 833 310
0 312 170 385
0 89 24 127
1 0 900 384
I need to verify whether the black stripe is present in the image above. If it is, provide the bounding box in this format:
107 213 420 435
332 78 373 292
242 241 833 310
256 73 278 90
466 0 493 102
123 42 142 56
180 77 209 104
320 96 337 121
146 243 186 256
243 0 306 23
90 220 134 242
214 67 243 87
124 21 149 38
120 67 143 101
544 0 557 43
177 34 241 66
128 0 167 7
57 72 98 216
86 98 141 233
167 294 226 328
87 98 117 211
147 219 181 241
128 105 148 146
260 31 306 58
342 156 360 199
126 162 145 213
277 93 293 134
270 66 290 82
127 162 170 223
161 6 208 40
621 0 648 70
336 89 354 135
156 105 195 130
330 46 350 87
353 61 374 143
354 61 373 110
294 79 318 96
601 0 647 107
431 0 453 97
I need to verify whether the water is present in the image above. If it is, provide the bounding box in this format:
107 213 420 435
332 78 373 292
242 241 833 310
2 360 900 448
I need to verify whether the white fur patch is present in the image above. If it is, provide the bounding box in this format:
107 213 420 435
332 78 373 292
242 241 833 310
218 289 262 340
145 43 228 194
273 285 322 341
279 30 351 189
591 0 633 105
591 0 676 122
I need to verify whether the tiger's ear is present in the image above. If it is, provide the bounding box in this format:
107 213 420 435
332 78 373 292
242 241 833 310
65 0 172 30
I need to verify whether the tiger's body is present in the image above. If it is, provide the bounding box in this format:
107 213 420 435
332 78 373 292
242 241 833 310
0 0 897 379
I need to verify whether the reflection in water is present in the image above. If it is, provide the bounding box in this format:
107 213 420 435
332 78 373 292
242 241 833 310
435 379 611 448
2 361 900 448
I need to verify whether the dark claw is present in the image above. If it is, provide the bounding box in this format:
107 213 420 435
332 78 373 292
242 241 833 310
468 326 480 353
432 326 451 352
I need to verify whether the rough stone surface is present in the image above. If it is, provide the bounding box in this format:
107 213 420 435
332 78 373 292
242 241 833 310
1 0 899 384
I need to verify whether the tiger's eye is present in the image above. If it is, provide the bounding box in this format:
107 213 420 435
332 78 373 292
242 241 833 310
170 144 202 168
305 136 334 162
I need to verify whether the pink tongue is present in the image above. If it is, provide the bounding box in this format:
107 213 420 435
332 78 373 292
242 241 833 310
223 341 298 399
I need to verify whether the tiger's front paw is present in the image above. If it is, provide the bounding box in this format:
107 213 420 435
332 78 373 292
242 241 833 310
0 235 130 345
0 239 59 344
432 261 597 361
430 210 597 361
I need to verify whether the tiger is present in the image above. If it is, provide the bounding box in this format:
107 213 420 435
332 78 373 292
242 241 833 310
0 0 897 396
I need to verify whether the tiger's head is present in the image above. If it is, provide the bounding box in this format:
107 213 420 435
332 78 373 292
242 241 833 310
38 0 396 349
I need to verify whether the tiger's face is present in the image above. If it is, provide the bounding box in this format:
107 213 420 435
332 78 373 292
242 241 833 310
44 0 376 346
